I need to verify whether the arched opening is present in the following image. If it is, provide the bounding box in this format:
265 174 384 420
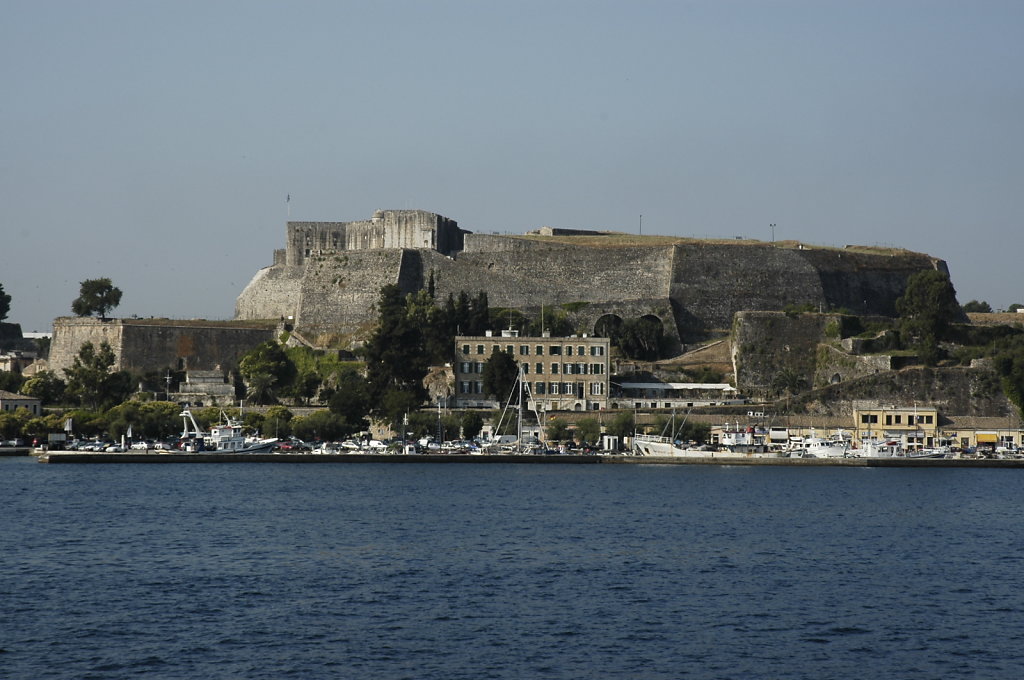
830 373 842 384
593 314 623 339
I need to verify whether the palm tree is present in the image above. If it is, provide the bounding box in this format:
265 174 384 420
246 373 278 405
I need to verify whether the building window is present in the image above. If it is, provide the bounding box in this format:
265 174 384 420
506 345 514 354
522 363 530 375
520 345 529 355
551 363 559 375
578 346 585 356
475 362 483 373
885 415 892 425
535 363 544 374
895 415 902 424
535 382 546 395
476 345 484 355
536 345 544 356
550 382 560 395
550 346 561 356
566 346 573 356
462 344 470 355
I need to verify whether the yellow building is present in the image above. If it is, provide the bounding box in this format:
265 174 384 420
454 330 610 412
852 402 941 449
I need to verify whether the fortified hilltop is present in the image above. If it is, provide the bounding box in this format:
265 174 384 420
235 209 948 348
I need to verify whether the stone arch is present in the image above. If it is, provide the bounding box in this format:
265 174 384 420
639 313 663 328
593 313 623 338
830 373 842 384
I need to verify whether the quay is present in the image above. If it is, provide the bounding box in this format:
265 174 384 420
36 452 1024 467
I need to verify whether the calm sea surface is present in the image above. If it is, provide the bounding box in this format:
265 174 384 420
2 458 1023 679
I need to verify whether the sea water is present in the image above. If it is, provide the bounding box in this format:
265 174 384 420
2 458 1023 679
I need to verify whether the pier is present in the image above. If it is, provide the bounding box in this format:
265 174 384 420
36 452 1024 467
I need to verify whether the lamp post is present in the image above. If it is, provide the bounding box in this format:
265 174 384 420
770 223 776 243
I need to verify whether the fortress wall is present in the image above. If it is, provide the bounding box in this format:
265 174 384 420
731 311 834 395
670 245 826 331
797 249 940 317
49 318 126 377
291 250 408 333
49 318 276 377
235 266 305 321
436 242 674 308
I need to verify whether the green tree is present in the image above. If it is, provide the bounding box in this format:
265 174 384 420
328 368 371 434
239 341 297 405
291 410 350 441
481 348 520 402
962 300 992 313
263 406 293 438
0 370 25 393
617 317 666 361
993 336 1024 419
574 417 601 445
546 417 570 442
20 371 66 405
363 285 429 408
1009 303 1023 313
0 282 11 321
895 270 961 366
460 411 484 440
63 341 132 409
605 411 635 441
71 278 123 319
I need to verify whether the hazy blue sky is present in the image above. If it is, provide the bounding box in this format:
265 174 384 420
3 0 1022 332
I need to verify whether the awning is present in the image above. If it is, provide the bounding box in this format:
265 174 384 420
976 432 998 443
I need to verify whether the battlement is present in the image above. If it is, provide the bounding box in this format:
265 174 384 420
285 209 465 265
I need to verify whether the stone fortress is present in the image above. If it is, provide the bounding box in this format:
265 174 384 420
235 209 947 349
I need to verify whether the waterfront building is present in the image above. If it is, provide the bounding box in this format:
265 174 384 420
454 330 610 412
0 389 41 417
611 381 747 410
852 402 941 449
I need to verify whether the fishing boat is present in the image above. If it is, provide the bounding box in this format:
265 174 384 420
179 408 278 453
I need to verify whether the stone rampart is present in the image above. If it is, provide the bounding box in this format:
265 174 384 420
49 318 277 377
235 210 948 348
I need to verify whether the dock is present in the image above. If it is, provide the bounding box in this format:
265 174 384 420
35 452 1024 467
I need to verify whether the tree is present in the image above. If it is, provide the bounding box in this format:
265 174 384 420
605 411 635 441
895 270 961 366
617 317 666 361
0 282 10 321
239 341 297 405
481 348 520 402
20 371 66 405
993 336 1024 420
460 411 484 440
962 300 992 313
574 417 601 445
328 368 370 434
1009 303 1023 313
363 285 429 408
63 341 133 409
546 417 570 442
71 278 122 319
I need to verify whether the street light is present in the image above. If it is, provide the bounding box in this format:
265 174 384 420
770 223 776 243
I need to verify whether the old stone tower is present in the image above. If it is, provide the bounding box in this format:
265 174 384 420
235 209 948 348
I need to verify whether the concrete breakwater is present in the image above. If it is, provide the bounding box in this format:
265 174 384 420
37 452 1024 468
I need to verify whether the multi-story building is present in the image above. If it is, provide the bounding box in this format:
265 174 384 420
454 330 610 412
852 402 941 449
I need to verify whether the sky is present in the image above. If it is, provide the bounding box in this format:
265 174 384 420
2 0 1022 332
